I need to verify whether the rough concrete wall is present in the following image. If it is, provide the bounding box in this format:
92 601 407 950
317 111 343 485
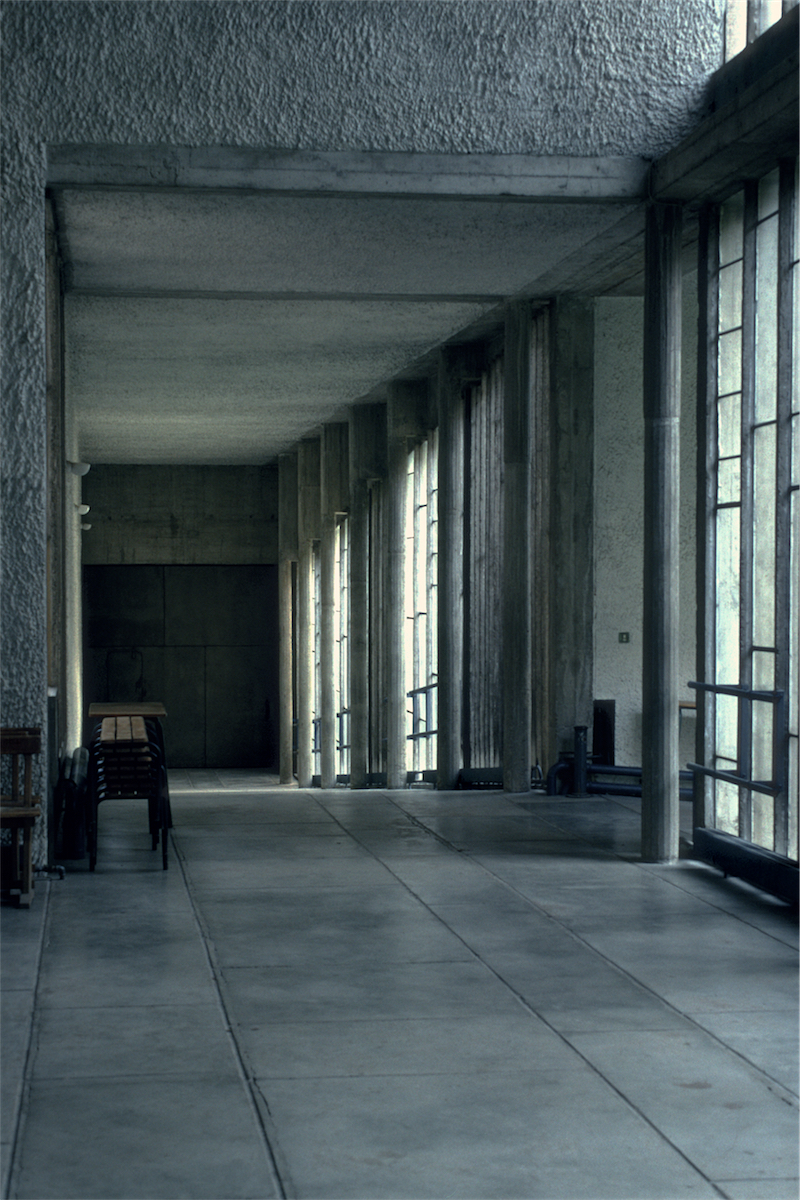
593 279 697 767
82 466 279 565
3 1 723 156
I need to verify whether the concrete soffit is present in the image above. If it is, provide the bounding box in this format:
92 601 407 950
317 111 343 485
46 20 796 468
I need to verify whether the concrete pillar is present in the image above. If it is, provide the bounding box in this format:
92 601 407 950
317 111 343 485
385 381 428 789
349 404 386 788
503 303 533 793
436 350 467 790
549 298 595 764
642 202 682 863
530 308 553 776
386 432 408 789
320 424 349 789
297 439 320 789
278 453 298 784
319 523 335 788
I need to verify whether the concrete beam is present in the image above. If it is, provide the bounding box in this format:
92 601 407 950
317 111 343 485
47 146 650 202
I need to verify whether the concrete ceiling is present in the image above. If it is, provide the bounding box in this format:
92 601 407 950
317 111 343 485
54 178 644 466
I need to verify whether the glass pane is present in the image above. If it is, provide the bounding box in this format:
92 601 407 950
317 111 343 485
752 668 775 783
751 689 775 851
724 4 746 59
716 693 739 766
717 456 741 506
719 260 743 333
789 736 798 862
718 389 741 458
715 502 740 687
752 648 775 691
791 487 798 740
755 213 778 423
753 423 777 648
714 778 739 835
718 329 742 400
751 792 774 851
719 190 744 265
758 169 780 220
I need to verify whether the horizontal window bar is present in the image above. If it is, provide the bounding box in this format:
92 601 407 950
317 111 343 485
689 681 784 703
687 763 780 798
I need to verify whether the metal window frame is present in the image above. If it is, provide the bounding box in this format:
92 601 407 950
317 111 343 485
697 156 797 858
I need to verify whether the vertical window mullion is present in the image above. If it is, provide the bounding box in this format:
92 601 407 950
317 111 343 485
774 158 798 854
738 181 759 840
698 205 719 833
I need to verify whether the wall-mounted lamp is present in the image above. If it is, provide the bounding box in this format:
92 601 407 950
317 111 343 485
68 461 91 477
75 503 90 515
80 523 92 531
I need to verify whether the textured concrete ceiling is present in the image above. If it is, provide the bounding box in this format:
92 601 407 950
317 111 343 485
56 184 642 465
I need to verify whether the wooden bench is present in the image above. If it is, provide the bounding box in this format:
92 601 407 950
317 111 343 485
1 728 43 907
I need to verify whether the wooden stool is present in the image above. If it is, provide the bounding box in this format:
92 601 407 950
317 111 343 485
1 728 43 907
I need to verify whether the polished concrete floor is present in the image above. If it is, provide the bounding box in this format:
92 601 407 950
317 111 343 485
2 774 798 1200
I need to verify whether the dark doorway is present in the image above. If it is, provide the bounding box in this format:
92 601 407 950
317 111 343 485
83 564 279 768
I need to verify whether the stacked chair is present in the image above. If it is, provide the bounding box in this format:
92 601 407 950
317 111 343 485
88 715 171 870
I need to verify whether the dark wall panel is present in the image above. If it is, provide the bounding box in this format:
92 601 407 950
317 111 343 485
85 564 164 647
83 564 278 768
205 645 276 768
164 565 273 646
161 647 206 767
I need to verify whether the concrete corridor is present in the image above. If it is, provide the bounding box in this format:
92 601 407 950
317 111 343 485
2 775 798 1200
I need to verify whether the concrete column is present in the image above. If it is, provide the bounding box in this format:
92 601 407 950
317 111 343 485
349 404 386 788
297 439 320 789
278 453 298 784
348 477 369 789
642 202 682 863
320 424 349 789
436 351 467 790
530 308 553 776
503 304 533 793
319 523 335 788
549 298 595 764
386 432 408 789
385 381 427 789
